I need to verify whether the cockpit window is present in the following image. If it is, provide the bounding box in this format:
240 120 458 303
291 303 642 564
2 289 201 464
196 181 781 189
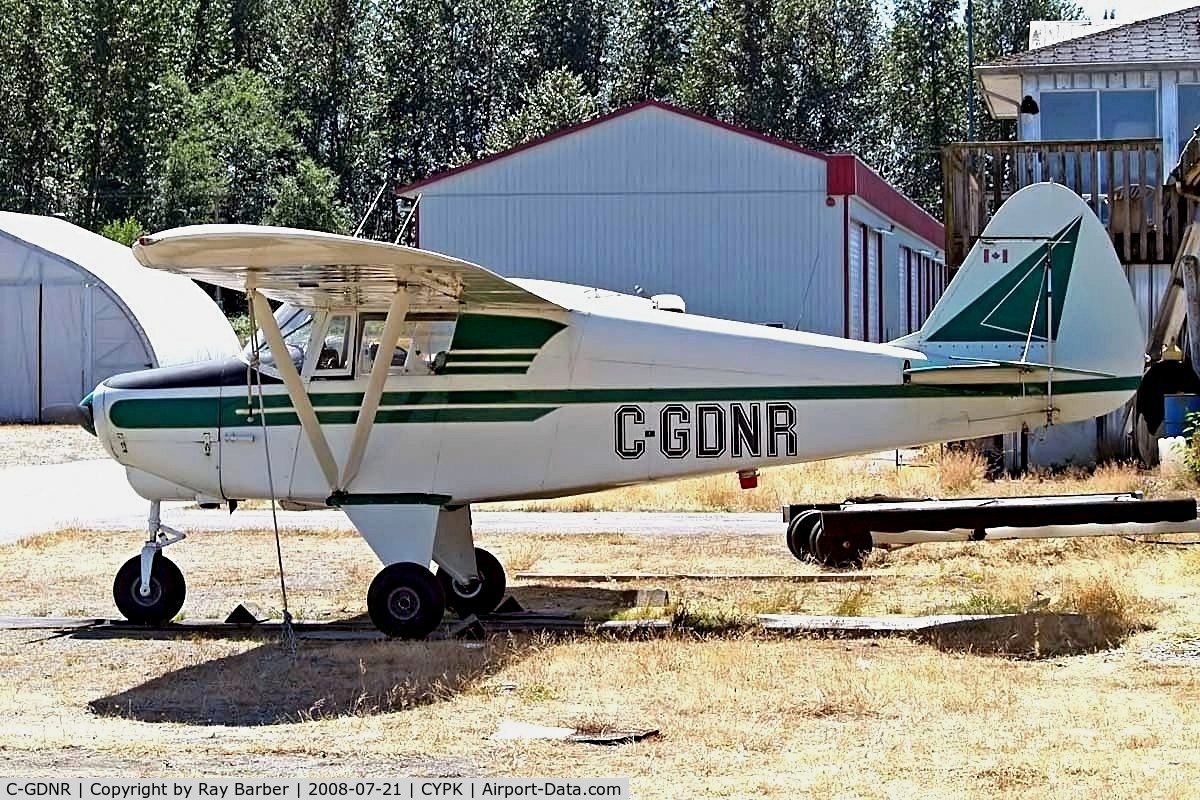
314 314 353 374
242 303 313 375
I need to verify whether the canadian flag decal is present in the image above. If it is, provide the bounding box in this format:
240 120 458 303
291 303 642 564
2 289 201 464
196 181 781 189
983 248 1008 264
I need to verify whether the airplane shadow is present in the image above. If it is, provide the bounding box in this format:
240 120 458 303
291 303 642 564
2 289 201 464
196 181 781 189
87 586 656 726
89 635 517 726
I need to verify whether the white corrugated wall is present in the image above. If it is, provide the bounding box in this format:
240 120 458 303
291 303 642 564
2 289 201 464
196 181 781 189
847 197 944 341
0 231 155 422
414 105 844 333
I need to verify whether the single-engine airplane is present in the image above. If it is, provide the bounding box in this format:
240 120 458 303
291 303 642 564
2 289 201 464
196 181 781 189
79 182 1144 638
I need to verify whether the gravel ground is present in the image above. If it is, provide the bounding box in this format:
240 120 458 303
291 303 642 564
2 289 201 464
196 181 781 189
1143 637 1200 666
0 424 105 468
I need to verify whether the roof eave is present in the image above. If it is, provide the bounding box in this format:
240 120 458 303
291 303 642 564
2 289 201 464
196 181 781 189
976 58 1200 74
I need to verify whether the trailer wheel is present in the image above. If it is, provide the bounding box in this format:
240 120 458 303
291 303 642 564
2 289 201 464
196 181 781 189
811 522 872 569
786 511 821 561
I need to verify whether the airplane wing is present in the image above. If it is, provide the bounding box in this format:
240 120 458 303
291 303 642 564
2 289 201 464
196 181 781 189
131 225 565 312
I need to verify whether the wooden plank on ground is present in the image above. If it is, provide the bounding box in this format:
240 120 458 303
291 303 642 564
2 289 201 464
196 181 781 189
515 572 889 583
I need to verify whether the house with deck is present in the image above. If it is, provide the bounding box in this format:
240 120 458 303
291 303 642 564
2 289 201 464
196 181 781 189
958 7 1200 466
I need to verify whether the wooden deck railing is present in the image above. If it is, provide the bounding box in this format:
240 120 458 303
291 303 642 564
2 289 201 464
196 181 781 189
942 138 1171 267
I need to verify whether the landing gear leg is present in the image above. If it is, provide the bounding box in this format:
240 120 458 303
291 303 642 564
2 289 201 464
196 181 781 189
341 503 447 639
432 506 507 617
113 501 188 624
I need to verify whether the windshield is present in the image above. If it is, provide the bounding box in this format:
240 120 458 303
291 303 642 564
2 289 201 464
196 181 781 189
241 303 314 374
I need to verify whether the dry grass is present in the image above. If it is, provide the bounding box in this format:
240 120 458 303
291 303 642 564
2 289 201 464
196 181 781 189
484 448 1172 513
1 513 1199 790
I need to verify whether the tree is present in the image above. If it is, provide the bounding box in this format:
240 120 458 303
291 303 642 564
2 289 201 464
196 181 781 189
99 217 146 246
274 0 372 203
484 68 600 154
883 0 968 214
0 0 69 215
264 157 352 232
679 0 776 131
358 0 456 188
678 0 885 159
602 0 694 107
157 69 302 226
517 0 609 94
970 0 1083 141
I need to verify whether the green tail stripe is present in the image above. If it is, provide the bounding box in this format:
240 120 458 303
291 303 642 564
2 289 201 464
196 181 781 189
928 216 1081 342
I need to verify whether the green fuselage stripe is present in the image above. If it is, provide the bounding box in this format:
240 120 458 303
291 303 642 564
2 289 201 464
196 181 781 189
106 376 1140 430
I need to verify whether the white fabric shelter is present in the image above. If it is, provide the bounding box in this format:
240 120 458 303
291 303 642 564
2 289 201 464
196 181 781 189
0 212 239 422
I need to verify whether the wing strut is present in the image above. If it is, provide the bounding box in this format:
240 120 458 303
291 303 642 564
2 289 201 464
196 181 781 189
250 289 341 491
341 289 410 489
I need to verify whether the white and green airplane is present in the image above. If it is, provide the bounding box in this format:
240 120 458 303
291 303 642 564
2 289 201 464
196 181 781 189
80 182 1143 638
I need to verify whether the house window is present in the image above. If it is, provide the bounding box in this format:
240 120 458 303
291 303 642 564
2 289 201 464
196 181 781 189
1179 85 1200 150
1040 91 1098 140
1100 90 1157 139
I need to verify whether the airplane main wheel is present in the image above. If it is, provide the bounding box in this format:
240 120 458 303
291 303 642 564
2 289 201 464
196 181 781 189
437 547 506 617
367 562 446 639
810 522 872 569
786 511 821 561
113 553 186 625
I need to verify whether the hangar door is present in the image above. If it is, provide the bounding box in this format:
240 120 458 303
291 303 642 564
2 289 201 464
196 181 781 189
0 286 39 421
40 284 88 422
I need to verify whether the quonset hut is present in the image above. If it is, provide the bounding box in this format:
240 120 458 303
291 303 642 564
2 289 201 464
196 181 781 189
0 212 239 422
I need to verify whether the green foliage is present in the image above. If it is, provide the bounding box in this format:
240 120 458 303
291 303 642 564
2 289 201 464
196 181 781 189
603 0 693 106
228 313 254 345
99 217 146 246
264 158 353 232
485 68 600 154
881 0 968 215
1179 410 1200 482
159 69 301 226
0 0 1091 228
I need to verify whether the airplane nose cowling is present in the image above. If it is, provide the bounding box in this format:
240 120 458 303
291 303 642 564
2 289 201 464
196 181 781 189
78 392 96 437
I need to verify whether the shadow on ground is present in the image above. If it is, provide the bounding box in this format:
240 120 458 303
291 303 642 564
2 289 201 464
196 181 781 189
920 612 1134 657
86 586 656 726
89 635 517 725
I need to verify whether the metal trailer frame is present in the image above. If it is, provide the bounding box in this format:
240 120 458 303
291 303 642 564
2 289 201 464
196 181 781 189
782 493 1200 568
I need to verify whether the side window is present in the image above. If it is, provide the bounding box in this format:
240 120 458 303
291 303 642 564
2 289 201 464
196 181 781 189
313 313 354 378
357 313 456 376
359 315 410 375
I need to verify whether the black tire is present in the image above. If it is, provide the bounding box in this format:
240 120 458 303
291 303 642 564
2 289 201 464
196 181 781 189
786 511 821 561
113 553 186 625
367 562 446 639
437 547 506 617
811 523 872 569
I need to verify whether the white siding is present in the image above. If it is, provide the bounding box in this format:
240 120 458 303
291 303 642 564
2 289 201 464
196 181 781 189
1020 66 1200 163
415 106 843 332
847 197 944 341
1127 262 1173 345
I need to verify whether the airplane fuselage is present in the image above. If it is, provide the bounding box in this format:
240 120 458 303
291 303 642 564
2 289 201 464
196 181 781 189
88 287 1134 506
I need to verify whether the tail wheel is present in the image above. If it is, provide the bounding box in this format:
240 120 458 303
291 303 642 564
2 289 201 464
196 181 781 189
113 553 186 625
786 511 821 561
811 523 872 569
368 562 446 639
436 547 506 617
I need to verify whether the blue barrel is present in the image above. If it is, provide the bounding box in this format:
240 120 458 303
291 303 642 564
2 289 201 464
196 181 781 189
1163 393 1200 437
